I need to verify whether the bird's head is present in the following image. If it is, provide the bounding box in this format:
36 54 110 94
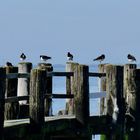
102 54 105 58
127 54 131 57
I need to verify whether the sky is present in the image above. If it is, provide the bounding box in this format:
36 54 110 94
0 0 140 65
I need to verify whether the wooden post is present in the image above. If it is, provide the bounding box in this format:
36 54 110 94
66 63 91 139
98 64 107 140
74 64 91 140
66 62 78 115
123 64 137 139
98 64 107 115
66 63 90 124
135 69 140 139
29 68 46 130
38 63 53 116
74 64 89 125
124 64 137 112
4 66 19 120
0 68 6 139
17 62 32 104
105 64 124 140
65 62 70 115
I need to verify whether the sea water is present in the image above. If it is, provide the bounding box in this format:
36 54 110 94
52 64 100 140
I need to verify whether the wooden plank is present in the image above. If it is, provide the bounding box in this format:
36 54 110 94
88 72 106 77
47 72 105 77
5 96 29 103
47 72 74 77
4 72 106 78
7 94 72 102
5 93 74 103
44 94 74 99
4 115 75 127
6 73 30 79
4 115 111 139
0 72 105 78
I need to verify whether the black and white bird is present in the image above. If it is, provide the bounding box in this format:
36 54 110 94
93 54 105 63
67 52 73 61
20 53 26 61
6 61 13 67
127 54 136 62
40 55 51 62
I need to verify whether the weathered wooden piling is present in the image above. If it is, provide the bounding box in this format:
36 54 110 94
135 69 140 139
29 68 47 130
17 62 32 104
4 62 140 140
66 62 91 140
38 63 53 116
98 64 107 115
105 64 124 140
99 64 108 140
0 68 6 139
74 64 89 125
66 62 90 121
124 64 137 113
4 66 19 120
123 64 138 139
66 62 78 115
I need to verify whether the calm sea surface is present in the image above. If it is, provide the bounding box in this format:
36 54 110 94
52 64 100 140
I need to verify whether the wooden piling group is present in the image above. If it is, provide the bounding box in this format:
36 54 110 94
0 62 140 140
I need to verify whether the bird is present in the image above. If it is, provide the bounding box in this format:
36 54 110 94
20 53 26 61
40 55 51 62
127 54 136 62
93 54 105 63
5 61 13 67
67 52 73 61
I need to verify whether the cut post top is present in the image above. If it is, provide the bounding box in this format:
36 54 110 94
18 62 32 65
38 63 53 71
124 64 137 69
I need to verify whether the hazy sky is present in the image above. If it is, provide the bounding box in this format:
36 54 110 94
0 0 140 65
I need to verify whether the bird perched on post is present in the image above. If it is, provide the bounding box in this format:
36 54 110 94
93 54 105 63
40 55 51 62
127 54 136 62
20 53 26 61
6 61 13 67
67 52 73 61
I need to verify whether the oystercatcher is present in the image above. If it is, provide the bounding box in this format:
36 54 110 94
127 54 136 62
20 53 26 61
6 61 13 66
93 54 105 63
40 55 51 62
67 52 73 61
